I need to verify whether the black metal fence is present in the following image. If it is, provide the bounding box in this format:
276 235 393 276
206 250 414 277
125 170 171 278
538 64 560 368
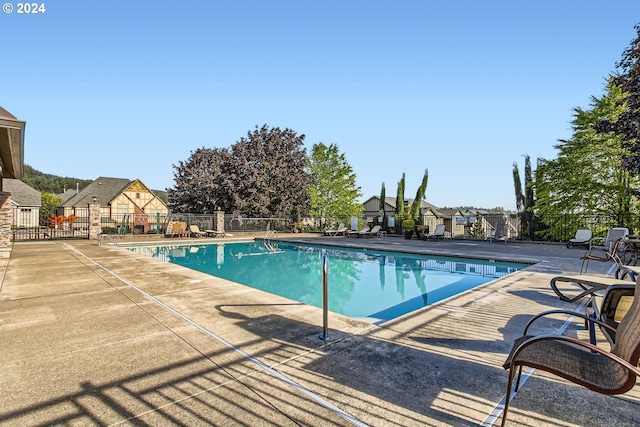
12 211 640 242
12 214 90 240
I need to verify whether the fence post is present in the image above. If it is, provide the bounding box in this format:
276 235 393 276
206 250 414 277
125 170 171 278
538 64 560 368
319 254 331 340
88 203 101 240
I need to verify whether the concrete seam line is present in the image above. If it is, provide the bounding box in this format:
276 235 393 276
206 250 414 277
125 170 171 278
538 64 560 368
481 297 590 427
64 243 370 427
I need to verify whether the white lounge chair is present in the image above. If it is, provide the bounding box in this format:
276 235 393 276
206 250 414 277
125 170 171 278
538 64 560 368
189 224 207 237
423 224 445 240
347 227 369 238
325 223 347 236
361 225 382 238
567 229 593 248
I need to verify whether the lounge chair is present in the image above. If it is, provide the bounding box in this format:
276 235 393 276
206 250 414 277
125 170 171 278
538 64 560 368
423 224 445 240
347 227 369 238
361 225 382 238
189 224 207 237
165 221 187 238
566 229 592 249
205 229 226 237
501 278 640 427
550 273 634 303
324 223 347 236
491 223 509 243
580 227 629 274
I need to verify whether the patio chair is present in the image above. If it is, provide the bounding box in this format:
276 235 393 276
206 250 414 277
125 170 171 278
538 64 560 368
550 273 634 303
566 229 592 249
189 224 207 237
491 223 509 243
347 227 369 238
423 224 446 240
501 278 640 427
361 225 382 238
580 228 629 274
324 223 347 236
205 229 226 237
596 283 636 345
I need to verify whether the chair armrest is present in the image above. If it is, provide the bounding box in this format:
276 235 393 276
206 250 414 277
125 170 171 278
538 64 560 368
523 309 618 336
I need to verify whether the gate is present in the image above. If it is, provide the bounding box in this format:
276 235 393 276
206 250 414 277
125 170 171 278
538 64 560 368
12 214 90 241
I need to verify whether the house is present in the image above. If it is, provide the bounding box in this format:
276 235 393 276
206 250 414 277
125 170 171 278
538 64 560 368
3 179 40 227
0 107 26 249
362 196 467 237
60 177 169 234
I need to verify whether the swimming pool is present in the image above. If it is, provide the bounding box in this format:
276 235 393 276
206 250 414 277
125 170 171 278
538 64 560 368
125 241 527 323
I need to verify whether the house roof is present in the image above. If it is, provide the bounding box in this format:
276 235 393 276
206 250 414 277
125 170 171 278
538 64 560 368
0 106 25 180
363 195 469 218
4 179 41 207
62 177 132 207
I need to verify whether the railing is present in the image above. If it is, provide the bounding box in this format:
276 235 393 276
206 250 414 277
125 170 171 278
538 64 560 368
98 234 119 246
263 230 279 252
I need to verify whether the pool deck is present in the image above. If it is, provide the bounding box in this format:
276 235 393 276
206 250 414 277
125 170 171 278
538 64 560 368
0 234 638 426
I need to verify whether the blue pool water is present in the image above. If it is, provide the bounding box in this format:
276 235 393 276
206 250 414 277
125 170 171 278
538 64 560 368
125 241 527 323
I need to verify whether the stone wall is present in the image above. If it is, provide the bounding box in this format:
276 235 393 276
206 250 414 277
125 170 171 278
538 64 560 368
88 203 101 240
0 192 12 249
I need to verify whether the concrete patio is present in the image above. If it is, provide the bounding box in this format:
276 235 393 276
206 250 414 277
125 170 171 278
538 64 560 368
0 234 638 426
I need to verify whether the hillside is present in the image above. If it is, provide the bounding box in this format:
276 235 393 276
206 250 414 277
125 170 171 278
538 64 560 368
22 165 169 203
23 165 92 195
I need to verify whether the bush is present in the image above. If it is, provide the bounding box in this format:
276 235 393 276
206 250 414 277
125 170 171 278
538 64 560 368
401 219 415 230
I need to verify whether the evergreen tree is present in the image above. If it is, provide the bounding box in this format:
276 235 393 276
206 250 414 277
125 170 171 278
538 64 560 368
409 169 429 221
396 173 405 220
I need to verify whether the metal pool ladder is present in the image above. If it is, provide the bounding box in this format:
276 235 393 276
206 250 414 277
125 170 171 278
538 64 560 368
264 230 279 252
98 234 119 246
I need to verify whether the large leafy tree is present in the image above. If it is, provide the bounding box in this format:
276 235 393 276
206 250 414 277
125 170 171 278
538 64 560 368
306 142 362 229
536 82 639 230
169 147 232 213
228 125 311 218
597 23 640 178
170 125 311 219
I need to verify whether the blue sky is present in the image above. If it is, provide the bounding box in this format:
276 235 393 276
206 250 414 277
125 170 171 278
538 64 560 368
2 1 639 211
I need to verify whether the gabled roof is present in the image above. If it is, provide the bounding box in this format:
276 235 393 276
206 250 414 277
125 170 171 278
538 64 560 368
3 179 40 207
62 177 131 207
365 195 440 211
0 106 25 180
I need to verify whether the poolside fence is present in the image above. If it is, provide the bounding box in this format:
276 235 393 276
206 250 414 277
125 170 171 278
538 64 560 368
10 211 640 242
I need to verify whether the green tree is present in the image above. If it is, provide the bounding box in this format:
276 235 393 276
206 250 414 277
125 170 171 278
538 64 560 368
379 182 386 229
23 164 91 194
395 173 406 233
597 23 640 180
40 192 63 225
512 162 524 212
409 169 429 221
169 125 311 221
537 82 639 234
307 142 362 229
